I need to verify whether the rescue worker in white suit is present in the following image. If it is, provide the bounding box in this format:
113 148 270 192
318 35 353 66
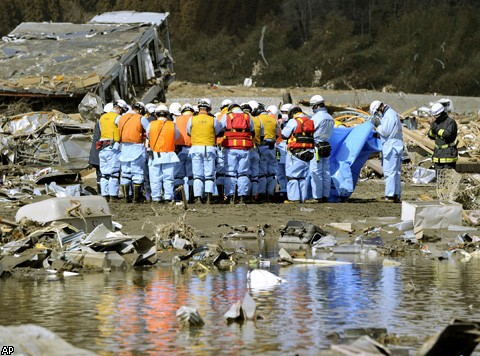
174 103 194 201
275 103 292 201
370 100 403 203
187 98 223 204
118 102 150 203
220 103 255 204
147 104 180 203
255 103 279 202
281 106 317 203
308 95 334 202
97 101 125 201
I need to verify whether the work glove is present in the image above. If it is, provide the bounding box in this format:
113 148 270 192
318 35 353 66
370 115 381 127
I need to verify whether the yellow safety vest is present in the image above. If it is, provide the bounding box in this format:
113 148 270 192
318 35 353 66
251 115 262 145
99 112 120 141
191 113 216 146
259 113 277 140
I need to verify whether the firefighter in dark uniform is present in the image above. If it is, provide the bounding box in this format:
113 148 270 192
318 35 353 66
427 102 458 171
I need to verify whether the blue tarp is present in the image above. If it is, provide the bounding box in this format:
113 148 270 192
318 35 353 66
329 122 381 202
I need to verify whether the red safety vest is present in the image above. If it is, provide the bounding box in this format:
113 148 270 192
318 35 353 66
287 115 315 149
222 112 253 150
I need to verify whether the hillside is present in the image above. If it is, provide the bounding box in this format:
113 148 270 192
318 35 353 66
1 0 480 96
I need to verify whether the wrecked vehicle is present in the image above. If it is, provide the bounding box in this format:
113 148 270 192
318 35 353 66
0 11 174 106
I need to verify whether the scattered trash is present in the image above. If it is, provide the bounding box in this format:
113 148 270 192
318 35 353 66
412 166 436 184
176 306 205 327
312 235 338 251
401 200 463 229
15 196 112 233
278 248 294 265
291 258 351 266
448 225 479 232
278 221 327 244
382 259 402 267
224 292 258 323
417 318 480 356
328 222 355 233
331 335 390 355
440 249 472 263
222 224 262 240
247 269 286 290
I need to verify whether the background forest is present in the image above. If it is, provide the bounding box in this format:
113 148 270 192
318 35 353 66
1 0 479 96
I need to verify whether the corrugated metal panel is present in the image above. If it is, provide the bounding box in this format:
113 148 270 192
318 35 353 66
90 11 169 26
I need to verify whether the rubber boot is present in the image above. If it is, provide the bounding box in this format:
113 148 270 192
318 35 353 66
96 183 102 195
206 192 212 205
188 186 195 204
133 184 142 204
121 184 130 203
217 184 225 204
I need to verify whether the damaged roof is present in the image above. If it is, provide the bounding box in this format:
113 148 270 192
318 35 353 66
0 11 173 102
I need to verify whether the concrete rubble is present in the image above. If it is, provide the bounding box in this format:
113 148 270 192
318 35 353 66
0 207 160 276
0 324 97 356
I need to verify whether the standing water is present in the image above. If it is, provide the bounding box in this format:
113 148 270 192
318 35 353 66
1 255 480 355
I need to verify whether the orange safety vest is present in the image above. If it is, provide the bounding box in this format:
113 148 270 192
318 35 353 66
149 120 176 153
287 115 315 150
175 112 193 147
222 112 253 150
118 113 144 144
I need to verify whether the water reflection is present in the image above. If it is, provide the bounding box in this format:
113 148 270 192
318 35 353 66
1 256 480 354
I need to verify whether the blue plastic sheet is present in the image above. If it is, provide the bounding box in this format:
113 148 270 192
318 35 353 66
329 122 381 202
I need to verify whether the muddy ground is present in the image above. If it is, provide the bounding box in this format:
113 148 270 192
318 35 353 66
102 176 444 261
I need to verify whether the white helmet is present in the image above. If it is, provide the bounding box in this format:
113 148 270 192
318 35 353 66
280 103 293 113
266 105 279 116
156 104 169 115
181 103 194 113
248 100 259 111
169 102 182 116
431 102 445 116
198 98 212 109
145 103 157 114
310 95 325 106
103 102 114 113
369 100 382 115
221 99 233 109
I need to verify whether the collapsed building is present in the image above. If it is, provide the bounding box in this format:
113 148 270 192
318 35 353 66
0 11 174 106
0 11 175 169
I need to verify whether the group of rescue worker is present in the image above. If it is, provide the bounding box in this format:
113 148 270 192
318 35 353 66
91 94 458 205
92 95 335 204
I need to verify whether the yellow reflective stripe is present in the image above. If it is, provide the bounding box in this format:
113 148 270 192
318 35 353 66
435 141 457 149
433 157 458 163
437 129 445 137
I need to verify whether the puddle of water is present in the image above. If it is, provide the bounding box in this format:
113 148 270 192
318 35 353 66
1 255 480 355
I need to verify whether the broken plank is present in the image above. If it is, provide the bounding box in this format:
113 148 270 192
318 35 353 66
292 258 351 266
365 159 383 176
